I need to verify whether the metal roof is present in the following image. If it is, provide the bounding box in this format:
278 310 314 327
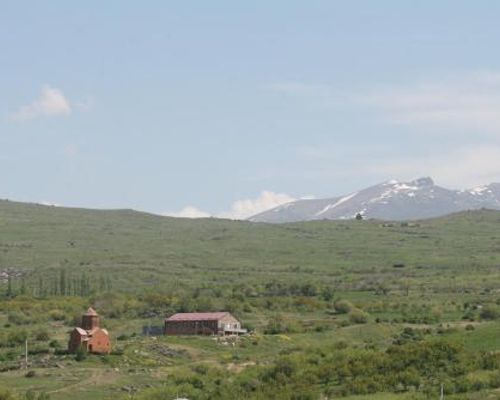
166 312 230 322
74 327 88 336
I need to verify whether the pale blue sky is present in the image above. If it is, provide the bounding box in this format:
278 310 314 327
2 1 500 218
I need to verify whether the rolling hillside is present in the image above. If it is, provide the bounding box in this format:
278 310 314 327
2 198 500 293
3 199 500 399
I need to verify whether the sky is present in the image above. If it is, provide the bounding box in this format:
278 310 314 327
2 1 500 219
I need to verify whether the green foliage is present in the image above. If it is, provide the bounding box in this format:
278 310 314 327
264 314 299 334
0 390 17 400
74 344 87 362
3 201 500 398
24 391 50 400
7 312 31 326
34 330 49 342
334 300 355 314
480 304 500 320
348 309 369 324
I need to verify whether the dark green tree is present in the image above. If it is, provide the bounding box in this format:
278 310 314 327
59 268 66 296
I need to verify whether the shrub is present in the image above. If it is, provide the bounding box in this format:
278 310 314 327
0 389 17 400
264 314 299 334
349 309 369 324
334 300 354 314
7 311 30 325
35 331 50 342
25 391 50 400
25 370 36 378
480 304 500 320
49 310 66 321
7 329 28 347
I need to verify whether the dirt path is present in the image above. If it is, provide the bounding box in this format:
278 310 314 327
48 368 118 395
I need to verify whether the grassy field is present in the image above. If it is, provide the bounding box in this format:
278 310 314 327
2 200 500 399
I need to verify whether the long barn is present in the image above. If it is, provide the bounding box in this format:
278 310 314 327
164 312 246 335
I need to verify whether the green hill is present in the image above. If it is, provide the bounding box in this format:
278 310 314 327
2 199 500 294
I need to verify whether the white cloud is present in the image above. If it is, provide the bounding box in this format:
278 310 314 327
218 191 296 220
39 201 63 207
163 191 296 220
12 85 72 121
164 206 211 219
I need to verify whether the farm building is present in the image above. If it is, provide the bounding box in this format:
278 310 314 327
68 307 111 354
164 312 246 336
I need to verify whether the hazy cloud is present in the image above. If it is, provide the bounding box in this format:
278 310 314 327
63 144 79 158
356 74 500 133
12 85 72 121
370 145 500 188
268 82 331 98
271 71 500 134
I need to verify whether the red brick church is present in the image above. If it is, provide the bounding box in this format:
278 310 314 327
68 307 111 354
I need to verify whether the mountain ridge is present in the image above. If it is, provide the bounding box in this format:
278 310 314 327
249 177 500 223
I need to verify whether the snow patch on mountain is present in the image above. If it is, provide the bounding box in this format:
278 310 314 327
315 192 358 216
468 186 491 195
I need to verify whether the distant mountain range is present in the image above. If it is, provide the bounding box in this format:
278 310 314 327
249 177 500 223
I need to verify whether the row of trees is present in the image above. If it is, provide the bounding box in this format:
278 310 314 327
3 270 112 298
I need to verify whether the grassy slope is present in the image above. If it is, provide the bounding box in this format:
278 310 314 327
2 200 500 399
2 199 500 292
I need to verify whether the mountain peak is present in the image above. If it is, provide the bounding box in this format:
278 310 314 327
409 177 434 187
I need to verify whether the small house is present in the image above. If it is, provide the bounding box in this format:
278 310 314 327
164 312 246 336
68 307 111 354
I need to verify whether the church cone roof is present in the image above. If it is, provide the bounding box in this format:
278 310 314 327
85 307 98 316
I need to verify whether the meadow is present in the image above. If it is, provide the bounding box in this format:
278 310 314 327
2 199 500 399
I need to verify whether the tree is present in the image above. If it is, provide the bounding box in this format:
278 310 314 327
6 275 13 297
321 286 335 302
355 213 363 221
75 344 87 362
59 269 66 296
20 276 26 296
37 276 44 297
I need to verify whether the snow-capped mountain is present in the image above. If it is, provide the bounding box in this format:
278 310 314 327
248 177 500 223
